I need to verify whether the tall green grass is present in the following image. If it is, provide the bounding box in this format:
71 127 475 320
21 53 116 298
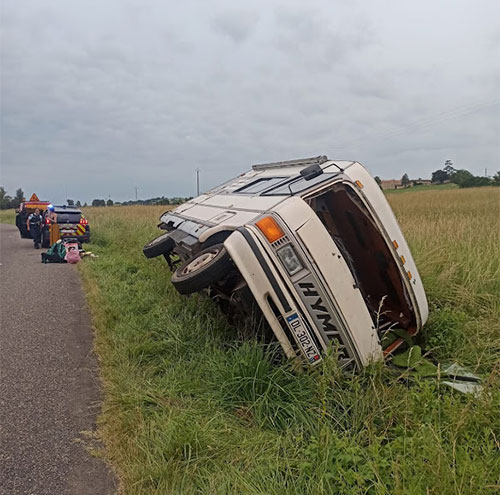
79 191 500 494
0 208 16 224
384 183 458 194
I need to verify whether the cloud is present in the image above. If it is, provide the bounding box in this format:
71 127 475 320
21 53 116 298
0 0 498 203
211 8 260 43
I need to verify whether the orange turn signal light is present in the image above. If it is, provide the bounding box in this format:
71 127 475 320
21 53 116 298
256 216 285 243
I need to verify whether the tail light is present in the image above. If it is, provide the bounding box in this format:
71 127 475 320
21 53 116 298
79 218 88 225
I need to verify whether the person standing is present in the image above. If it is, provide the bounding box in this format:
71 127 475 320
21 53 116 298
27 208 43 249
15 207 26 237
46 205 60 246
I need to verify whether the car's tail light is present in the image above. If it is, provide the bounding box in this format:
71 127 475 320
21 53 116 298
80 218 88 225
255 216 285 243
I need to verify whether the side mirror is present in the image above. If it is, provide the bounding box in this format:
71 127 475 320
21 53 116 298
300 163 323 181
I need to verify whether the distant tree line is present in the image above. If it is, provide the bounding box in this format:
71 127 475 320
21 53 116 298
120 196 193 206
431 160 499 188
0 187 25 210
0 188 193 210
91 199 113 207
89 196 193 207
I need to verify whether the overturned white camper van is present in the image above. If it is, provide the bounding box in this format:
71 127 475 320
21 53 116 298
144 157 428 370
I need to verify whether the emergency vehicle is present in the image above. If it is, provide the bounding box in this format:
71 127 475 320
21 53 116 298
143 156 428 369
16 194 51 238
41 205 90 247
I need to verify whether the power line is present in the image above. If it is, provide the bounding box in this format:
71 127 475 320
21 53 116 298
331 97 500 151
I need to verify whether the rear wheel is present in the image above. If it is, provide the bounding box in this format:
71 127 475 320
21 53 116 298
171 243 232 295
143 232 175 259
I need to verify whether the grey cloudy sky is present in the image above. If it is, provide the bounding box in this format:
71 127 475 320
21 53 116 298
1 0 498 203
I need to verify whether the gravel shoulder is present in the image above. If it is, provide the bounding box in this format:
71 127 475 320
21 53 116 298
0 224 115 495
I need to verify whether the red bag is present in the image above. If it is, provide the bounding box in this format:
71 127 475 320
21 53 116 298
64 242 81 264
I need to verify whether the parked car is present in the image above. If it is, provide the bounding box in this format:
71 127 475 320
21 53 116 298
41 205 90 247
143 156 428 369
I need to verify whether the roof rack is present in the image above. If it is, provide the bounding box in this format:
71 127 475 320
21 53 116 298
252 155 329 171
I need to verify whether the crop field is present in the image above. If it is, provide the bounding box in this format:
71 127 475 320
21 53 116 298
3 187 499 494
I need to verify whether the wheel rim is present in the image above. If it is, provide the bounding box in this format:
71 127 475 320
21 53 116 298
181 248 220 275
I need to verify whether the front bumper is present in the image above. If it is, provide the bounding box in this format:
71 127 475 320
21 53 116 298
225 227 379 368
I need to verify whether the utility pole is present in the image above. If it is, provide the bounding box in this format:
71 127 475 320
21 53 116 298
134 187 138 201
196 168 200 196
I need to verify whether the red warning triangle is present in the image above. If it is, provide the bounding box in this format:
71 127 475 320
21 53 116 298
29 193 39 201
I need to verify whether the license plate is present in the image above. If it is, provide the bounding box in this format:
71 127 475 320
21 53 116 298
286 313 322 364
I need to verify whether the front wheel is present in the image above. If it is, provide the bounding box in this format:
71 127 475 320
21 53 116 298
143 232 175 259
171 244 233 295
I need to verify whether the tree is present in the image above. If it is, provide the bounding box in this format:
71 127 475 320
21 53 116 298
493 171 500 187
92 199 106 207
431 169 449 184
401 173 410 187
0 186 12 209
12 188 25 208
83 202 88 207
443 160 455 177
76 200 82 207
106 199 114 207
67 199 75 206
450 169 493 188
451 169 474 188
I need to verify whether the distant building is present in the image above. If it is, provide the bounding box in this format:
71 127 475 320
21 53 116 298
381 179 403 190
380 178 432 190
412 179 432 186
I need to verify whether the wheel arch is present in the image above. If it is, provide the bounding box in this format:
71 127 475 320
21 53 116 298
199 226 236 247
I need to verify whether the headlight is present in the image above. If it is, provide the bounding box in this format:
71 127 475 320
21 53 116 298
277 245 303 275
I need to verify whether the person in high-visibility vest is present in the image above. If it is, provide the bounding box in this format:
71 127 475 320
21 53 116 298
46 205 60 246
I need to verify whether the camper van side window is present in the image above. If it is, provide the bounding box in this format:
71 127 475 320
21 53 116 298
235 177 286 194
263 173 338 195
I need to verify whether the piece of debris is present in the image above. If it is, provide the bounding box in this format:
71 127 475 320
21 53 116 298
441 363 482 395
390 344 482 394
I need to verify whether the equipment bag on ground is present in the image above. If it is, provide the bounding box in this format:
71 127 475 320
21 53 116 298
41 241 67 264
64 241 81 264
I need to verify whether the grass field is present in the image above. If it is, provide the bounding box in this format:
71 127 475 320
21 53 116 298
3 187 500 494
384 183 458 194
0 208 16 224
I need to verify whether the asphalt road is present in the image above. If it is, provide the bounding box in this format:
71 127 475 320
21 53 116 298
0 224 116 495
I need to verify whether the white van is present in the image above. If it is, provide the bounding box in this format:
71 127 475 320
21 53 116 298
144 156 428 369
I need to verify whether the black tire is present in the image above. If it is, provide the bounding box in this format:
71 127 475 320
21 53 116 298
171 243 232 295
143 232 175 259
